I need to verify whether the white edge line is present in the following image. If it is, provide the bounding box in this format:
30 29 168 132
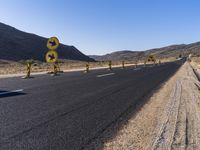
134 68 141 70
97 73 115 78
0 89 24 96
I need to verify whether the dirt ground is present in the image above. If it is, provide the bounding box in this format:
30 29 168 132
85 62 200 150
0 58 176 75
191 57 200 69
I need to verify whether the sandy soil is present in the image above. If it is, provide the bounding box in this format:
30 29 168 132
191 57 200 69
0 58 176 75
85 62 200 150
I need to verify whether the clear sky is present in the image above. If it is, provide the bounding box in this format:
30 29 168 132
0 0 200 55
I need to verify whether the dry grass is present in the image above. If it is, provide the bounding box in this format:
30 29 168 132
0 61 130 75
159 57 177 63
0 57 177 75
191 56 200 69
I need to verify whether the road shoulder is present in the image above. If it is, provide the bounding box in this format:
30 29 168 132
84 62 200 150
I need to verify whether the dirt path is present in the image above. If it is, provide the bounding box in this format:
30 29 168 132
85 62 200 150
152 63 200 150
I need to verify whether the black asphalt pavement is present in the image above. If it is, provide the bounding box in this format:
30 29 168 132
0 61 184 150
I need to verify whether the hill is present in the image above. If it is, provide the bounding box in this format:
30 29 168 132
0 22 94 62
90 43 200 61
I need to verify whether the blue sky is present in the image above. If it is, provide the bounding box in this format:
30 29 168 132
1 0 200 55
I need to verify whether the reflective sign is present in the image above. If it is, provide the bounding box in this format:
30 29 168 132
45 50 58 63
147 55 156 62
47 37 59 50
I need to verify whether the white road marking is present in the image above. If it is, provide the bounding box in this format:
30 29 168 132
0 89 24 96
97 73 115 78
134 68 141 70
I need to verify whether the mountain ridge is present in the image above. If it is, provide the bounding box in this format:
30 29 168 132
0 22 94 62
90 42 200 61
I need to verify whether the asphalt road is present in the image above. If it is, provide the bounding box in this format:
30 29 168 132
0 61 184 150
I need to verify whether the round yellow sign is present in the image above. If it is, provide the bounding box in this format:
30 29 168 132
147 55 156 62
47 37 59 50
45 50 58 63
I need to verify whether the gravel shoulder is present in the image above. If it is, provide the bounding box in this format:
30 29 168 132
85 62 200 150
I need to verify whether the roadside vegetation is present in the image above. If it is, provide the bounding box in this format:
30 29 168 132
191 56 200 69
0 57 177 75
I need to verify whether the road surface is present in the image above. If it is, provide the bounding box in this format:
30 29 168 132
0 61 183 150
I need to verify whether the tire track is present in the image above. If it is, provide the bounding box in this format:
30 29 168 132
185 82 200 150
152 80 182 150
171 80 187 149
152 63 200 150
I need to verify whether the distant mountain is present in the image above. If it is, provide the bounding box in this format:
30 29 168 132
90 43 200 61
90 50 144 61
0 22 94 62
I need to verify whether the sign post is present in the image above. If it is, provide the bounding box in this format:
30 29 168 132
108 61 112 70
84 62 89 73
122 61 125 69
26 63 31 78
144 60 146 67
22 60 34 79
45 37 59 76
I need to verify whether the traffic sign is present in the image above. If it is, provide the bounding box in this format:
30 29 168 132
147 55 156 62
45 50 58 63
47 37 59 50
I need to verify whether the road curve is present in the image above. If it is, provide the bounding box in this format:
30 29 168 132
0 61 184 150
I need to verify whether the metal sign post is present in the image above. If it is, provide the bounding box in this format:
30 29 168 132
84 63 89 73
108 61 112 70
22 60 33 79
45 37 60 76
122 61 125 69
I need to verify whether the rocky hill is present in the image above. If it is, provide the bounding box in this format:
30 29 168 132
0 22 94 62
90 43 200 61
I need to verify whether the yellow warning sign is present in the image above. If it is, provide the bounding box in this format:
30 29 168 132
147 55 156 62
47 37 59 50
45 50 58 63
